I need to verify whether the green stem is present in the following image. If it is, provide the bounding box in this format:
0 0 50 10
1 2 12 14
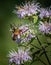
36 35 51 65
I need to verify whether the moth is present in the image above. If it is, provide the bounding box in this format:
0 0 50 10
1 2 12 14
10 24 29 43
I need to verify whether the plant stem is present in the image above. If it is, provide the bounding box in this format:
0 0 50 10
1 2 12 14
30 43 40 49
36 56 47 65
36 35 51 65
30 56 47 65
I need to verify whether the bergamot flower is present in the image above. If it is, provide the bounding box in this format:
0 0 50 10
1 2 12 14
39 8 50 19
8 49 32 65
14 2 40 18
39 21 51 34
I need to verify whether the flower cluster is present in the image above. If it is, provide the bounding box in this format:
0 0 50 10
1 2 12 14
39 8 50 19
8 49 32 65
39 21 51 34
19 24 35 43
14 2 40 18
21 33 35 43
14 2 51 20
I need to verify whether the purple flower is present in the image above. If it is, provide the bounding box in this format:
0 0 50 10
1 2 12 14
14 2 40 18
39 8 50 19
13 9 26 18
19 24 35 43
21 33 35 43
39 21 51 34
30 3 40 14
8 49 32 65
